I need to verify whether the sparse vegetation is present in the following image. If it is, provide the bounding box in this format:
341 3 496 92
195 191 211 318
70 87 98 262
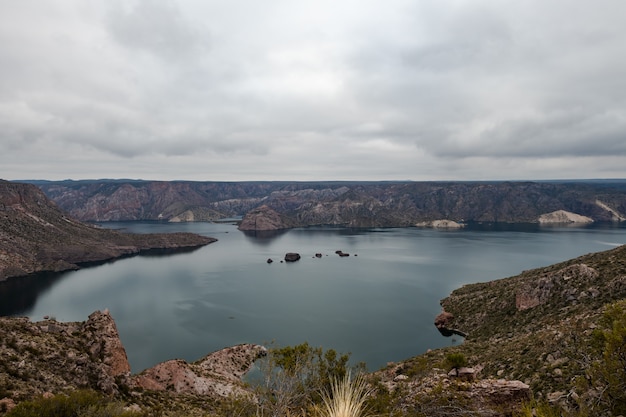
5 390 141 417
249 342 360 417
444 353 468 375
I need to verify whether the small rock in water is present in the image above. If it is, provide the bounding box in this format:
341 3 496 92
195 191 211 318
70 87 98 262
284 252 301 262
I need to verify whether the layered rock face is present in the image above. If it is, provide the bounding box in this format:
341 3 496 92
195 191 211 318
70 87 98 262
0 181 215 281
31 179 626 231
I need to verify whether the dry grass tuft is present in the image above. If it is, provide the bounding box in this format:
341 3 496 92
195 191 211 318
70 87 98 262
319 373 372 417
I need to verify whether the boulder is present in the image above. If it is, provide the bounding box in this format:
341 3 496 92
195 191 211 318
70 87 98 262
284 253 301 262
448 367 478 381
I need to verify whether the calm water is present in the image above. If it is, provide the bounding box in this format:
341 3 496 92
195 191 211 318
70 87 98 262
1 222 625 373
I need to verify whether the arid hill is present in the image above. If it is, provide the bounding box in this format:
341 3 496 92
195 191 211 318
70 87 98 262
0 181 215 281
29 179 626 230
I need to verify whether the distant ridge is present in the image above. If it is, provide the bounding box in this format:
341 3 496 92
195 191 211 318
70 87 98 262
26 179 626 230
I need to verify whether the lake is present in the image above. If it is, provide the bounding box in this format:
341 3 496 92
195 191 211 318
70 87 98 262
1 221 625 373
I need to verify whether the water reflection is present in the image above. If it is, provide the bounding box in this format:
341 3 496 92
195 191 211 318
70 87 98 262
0 246 206 317
1 222 624 373
240 229 290 243
0 272 68 316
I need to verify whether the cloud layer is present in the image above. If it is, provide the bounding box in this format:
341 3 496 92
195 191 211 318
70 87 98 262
1 0 625 180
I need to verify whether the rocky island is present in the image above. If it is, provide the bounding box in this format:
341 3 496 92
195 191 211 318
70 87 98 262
0 181 215 281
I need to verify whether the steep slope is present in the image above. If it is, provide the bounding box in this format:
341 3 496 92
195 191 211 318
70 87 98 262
427 244 626 409
0 181 215 281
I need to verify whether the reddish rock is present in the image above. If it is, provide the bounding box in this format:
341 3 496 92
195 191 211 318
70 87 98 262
434 311 454 330
132 344 267 398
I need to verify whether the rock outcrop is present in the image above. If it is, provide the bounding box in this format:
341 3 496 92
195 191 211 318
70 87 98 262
0 181 216 281
375 363 530 416
132 344 267 398
0 311 266 406
238 205 294 231
515 263 600 311
0 310 131 398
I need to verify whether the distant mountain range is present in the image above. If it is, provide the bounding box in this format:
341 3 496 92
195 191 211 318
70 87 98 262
25 179 626 230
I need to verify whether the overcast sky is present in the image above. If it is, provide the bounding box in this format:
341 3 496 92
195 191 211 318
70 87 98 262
1 0 625 181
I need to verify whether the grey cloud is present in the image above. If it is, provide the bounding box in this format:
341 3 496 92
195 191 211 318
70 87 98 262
106 0 210 61
1 0 626 181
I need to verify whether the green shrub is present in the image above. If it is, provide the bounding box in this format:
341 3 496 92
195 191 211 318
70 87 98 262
444 353 468 374
514 400 562 417
6 390 141 417
252 342 358 417
587 300 626 415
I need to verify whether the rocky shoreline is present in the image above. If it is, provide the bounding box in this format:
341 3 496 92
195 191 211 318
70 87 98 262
0 310 533 416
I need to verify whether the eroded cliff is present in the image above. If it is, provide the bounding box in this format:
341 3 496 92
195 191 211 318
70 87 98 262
30 180 626 231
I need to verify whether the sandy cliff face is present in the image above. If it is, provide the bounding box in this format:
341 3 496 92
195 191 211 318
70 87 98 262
538 209 594 223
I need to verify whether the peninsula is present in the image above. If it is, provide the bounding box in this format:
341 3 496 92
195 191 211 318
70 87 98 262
0 181 215 281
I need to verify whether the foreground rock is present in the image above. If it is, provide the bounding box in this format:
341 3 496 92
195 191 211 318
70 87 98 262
132 344 267 397
0 181 215 281
0 310 131 399
374 362 530 416
0 311 266 407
